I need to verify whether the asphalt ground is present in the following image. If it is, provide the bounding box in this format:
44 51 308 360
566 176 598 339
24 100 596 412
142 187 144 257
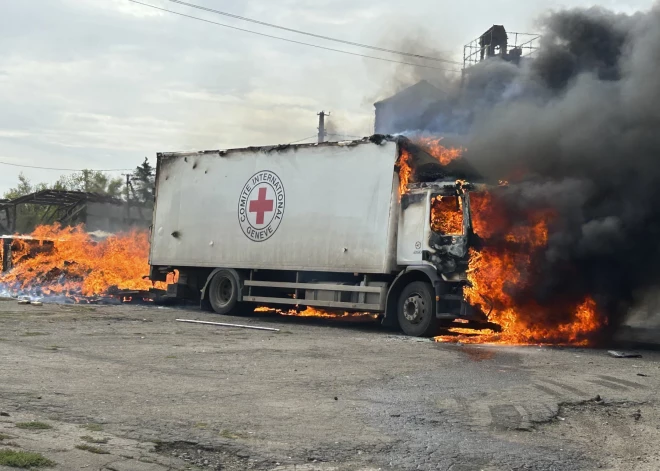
0 300 658 470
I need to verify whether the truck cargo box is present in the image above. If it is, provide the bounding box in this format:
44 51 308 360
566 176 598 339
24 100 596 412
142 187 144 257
150 139 402 274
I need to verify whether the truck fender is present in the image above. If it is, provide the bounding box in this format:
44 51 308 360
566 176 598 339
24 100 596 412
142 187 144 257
200 268 244 302
383 266 443 327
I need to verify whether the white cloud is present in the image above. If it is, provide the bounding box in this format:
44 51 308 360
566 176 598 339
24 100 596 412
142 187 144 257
0 0 655 194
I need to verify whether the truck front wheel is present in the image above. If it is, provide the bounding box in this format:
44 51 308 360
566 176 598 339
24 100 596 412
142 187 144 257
397 281 438 337
208 270 239 315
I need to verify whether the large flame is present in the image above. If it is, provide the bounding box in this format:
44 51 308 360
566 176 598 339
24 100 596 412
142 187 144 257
397 138 464 198
397 148 413 197
431 195 463 235
435 190 602 346
0 224 166 298
414 137 463 166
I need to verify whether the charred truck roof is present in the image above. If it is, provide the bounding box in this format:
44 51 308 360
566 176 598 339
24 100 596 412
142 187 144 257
157 134 485 185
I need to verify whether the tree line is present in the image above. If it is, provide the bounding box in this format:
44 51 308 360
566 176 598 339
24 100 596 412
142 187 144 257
2 158 155 233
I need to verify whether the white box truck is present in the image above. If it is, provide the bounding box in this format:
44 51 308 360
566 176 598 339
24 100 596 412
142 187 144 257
149 135 486 336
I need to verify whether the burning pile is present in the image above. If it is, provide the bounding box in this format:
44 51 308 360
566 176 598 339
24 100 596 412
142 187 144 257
0 224 166 301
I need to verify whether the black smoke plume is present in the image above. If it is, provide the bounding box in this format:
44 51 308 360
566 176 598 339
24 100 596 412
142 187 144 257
411 5 660 338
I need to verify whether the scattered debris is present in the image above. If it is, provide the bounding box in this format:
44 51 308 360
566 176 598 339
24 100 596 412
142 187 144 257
176 319 280 332
607 351 642 359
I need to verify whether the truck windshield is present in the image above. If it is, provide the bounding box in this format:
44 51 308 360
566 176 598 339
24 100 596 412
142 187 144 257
430 195 463 235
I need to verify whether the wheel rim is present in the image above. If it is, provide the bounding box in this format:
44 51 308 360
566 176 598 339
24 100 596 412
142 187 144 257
403 294 425 325
214 277 233 307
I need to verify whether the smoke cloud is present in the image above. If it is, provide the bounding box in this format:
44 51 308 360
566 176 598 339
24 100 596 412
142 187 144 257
403 4 660 336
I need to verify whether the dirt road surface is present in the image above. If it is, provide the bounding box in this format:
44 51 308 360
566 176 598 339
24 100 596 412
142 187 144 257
0 300 659 470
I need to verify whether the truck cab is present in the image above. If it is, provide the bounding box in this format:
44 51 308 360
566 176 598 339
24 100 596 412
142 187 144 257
390 180 483 336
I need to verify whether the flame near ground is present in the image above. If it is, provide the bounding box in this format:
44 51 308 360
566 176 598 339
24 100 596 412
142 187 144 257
0 224 167 299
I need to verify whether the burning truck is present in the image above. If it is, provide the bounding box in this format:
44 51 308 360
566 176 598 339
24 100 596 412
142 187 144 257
149 135 488 337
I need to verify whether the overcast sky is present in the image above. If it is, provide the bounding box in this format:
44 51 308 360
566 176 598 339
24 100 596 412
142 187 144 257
0 0 654 193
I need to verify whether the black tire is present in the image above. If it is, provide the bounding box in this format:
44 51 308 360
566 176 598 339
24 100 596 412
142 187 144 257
208 270 240 315
397 281 438 337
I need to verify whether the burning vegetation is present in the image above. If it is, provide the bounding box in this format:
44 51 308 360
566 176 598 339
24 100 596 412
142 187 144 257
0 224 167 301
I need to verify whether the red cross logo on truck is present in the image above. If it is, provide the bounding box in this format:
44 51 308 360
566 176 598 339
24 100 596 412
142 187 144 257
238 170 286 242
249 187 274 225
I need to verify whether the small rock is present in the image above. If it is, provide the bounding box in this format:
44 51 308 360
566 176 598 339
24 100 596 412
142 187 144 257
0 412 9 417
334 397 338 401
595 395 602 402
607 350 642 359
637 373 649 377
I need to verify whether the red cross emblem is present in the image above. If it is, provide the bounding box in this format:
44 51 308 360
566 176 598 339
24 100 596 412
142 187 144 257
239 170 285 242
249 187 274 225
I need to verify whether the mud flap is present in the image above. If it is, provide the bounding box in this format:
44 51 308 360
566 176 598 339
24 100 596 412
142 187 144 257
437 295 489 322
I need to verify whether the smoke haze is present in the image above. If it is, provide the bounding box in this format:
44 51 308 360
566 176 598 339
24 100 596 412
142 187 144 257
403 4 660 335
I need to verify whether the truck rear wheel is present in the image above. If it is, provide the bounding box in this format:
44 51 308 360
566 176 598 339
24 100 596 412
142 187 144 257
397 281 438 337
208 270 239 315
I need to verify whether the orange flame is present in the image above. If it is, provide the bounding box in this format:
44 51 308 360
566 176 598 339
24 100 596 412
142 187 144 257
0 224 168 297
397 148 413 197
431 195 463 235
255 306 378 321
397 138 464 198
415 137 463 166
435 190 602 346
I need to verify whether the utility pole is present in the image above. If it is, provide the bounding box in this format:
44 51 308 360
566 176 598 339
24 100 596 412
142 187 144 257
317 111 330 143
123 173 131 226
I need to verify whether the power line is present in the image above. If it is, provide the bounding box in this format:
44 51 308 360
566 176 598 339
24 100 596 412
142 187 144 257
327 133 364 139
167 0 462 65
127 0 463 73
288 135 317 144
0 161 133 172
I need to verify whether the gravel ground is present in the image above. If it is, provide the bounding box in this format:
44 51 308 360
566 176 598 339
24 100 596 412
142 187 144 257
0 300 658 470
